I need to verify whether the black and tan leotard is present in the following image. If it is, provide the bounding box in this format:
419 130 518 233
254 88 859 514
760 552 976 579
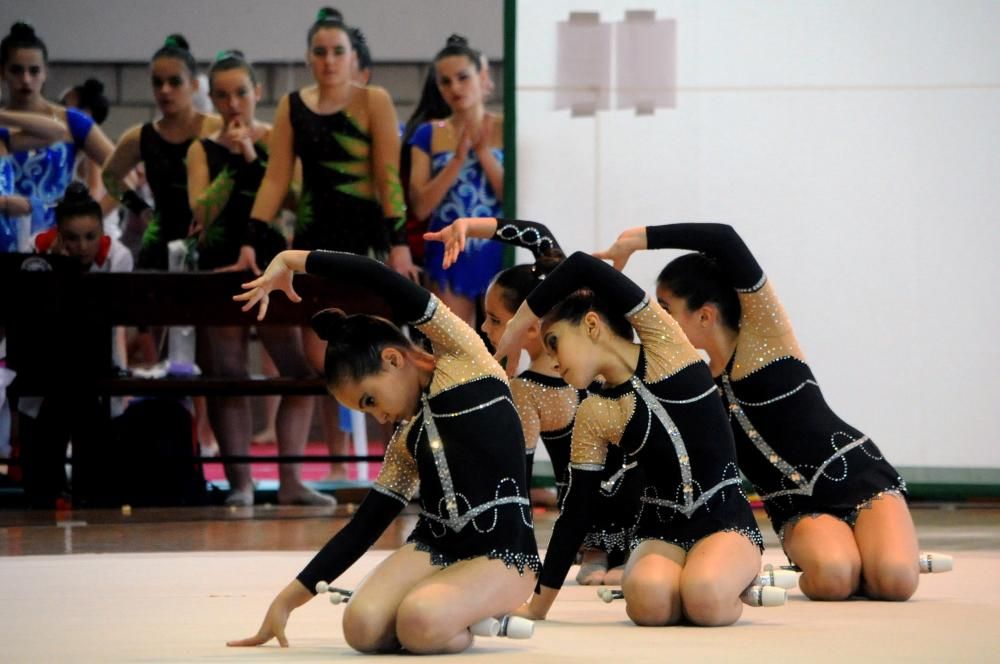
645 223 906 537
297 251 540 591
528 252 762 591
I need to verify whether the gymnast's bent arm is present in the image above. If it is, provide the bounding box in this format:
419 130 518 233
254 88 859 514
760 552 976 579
598 223 764 291
234 249 430 323
493 251 647 374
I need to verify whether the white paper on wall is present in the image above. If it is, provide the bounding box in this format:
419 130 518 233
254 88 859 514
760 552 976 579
616 10 677 113
555 12 613 116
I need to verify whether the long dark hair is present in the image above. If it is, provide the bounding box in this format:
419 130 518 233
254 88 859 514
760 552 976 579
400 67 451 186
657 253 742 331
311 308 418 387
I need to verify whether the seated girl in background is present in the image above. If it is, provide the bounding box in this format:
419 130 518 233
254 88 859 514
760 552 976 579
33 181 132 273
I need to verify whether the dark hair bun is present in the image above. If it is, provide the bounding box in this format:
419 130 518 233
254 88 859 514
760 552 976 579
81 78 104 95
311 308 348 341
10 21 36 39
164 33 190 51
316 6 344 22
446 34 469 47
63 181 91 202
532 252 564 280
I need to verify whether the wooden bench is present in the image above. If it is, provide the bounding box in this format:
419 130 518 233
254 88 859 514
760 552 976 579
0 254 394 502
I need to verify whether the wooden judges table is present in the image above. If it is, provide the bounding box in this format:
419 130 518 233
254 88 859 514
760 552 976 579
0 253 393 505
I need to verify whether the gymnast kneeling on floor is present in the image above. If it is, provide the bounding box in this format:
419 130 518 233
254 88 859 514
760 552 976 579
230 248 539 654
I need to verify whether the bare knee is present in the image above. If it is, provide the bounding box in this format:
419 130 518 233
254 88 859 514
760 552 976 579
343 601 397 653
395 595 454 654
865 560 919 601
680 576 739 627
623 578 681 626
800 557 861 601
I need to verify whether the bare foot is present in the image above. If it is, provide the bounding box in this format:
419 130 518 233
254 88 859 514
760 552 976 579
278 484 337 507
251 428 277 445
225 487 254 507
604 565 625 586
323 467 348 482
576 549 609 585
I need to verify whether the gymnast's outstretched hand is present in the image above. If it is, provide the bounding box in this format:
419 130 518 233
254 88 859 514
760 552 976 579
592 225 647 271
493 301 538 378
233 249 308 321
423 217 470 269
227 580 312 648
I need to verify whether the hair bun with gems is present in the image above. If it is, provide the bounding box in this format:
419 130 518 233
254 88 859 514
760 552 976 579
9 21 37 40
163 33 190 52
311 308 349 342
316 6 344 22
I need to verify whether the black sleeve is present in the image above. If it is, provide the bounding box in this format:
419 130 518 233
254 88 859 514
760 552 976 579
493 218 563 259
297 489 407 594
525 251 646 318
645 223 764 291
305 250 431 322
537 467 602 590
240 156 267 183
387 216 407 247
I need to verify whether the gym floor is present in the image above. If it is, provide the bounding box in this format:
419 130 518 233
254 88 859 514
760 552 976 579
2 502 998 662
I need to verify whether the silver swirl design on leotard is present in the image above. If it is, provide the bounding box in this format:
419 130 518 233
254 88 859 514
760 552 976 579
733 379 818 407
418 394 531 535
721 372 879 501
639 461 743 518
629 378 742 517
721 372 808 490
600 461 638 494
656 384 719 405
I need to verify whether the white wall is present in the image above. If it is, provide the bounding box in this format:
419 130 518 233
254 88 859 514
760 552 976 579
516 0 1000 468
3 0 503 61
